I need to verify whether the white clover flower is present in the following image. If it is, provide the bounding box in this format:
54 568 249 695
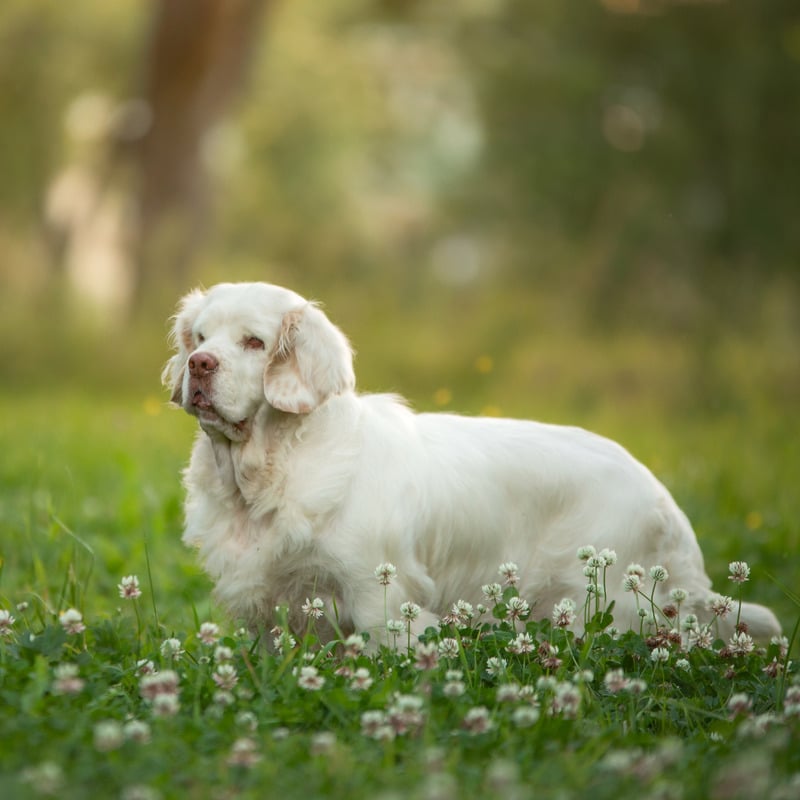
506 596 530 620
118 575 142 600
708 594 735 618
462 706 493 735
438 638 460 659
301 597 325 619
650 646 670 664
374 563 397 586
552 598 577 628
122 719 151 744
622 574 642 593
443 679 466 697
0 608 17 636
603 669 630 693
214 645 234 663
669 587 688 603
729 631 755 656
94 721 124 752
59 608 86 635
688 625 715 650
553 683 581 718
139 670 180 702
350 667 373 691
498 562 520 586
511 705 540 728
310 731 337 756
52 663 84 695
343 633 367 658
482 583 503 603
675 658 691 671
452 599 475 623
576 546 597 561
227 737 261 767
361 710 394 740
197 622 220 645
485 656 507 677
297 665 325 691
496 683 522 703
414 641 440 670
399 601 421 621
728 561 751 584
598 548 618 566
386 619 405 636
387 694 425 736
728 693 753 716
626 563 646 578
507 632 535 655
649 565 669 583
627 678 648 695
213 663 239 691
160 637 185 660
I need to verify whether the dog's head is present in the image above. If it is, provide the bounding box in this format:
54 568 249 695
163 282 355 440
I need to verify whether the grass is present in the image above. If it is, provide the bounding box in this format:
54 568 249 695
0 389 798 799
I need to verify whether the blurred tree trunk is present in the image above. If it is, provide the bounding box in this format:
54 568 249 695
131 0 270 314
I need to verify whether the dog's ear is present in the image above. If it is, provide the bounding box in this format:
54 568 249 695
264 303 355 414
161 288 207 405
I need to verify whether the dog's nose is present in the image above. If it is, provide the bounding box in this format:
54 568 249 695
188 351 219 377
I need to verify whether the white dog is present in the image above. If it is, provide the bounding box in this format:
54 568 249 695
163 282 780 645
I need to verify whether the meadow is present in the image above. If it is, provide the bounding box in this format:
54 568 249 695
0 383 798 800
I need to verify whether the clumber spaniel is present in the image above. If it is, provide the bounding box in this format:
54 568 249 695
163 282 780 645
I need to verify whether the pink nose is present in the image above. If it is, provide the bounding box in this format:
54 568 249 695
188 351 219 377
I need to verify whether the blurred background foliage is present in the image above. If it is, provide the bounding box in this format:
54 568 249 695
0 0 798 418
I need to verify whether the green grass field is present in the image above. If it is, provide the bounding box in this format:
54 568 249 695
1 389 798 799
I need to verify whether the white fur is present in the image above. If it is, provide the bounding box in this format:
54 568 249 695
164 282 781 644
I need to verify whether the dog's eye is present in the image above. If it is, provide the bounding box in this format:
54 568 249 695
244 336 265 350
196 333 205 344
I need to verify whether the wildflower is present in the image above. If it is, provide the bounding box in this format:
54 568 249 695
485 656 507 677
728 631 755 656
387 694 425 736
361 710 394 741
552 683 581 718
661 604 678 620
310 732 337 756
139 670 180 702
196 622 220 645
0 609 16 637
227 737 261 768
708 594 735 618
622 574 642 593
450 599 475 625
160 638 185 660
235 711 258 733
374 562 397 586
498 561 520 586
586 555 606 571
688 625 715 650
301 597 325 619
603 669 630 694
675 658 691 671
297 665 325 691
350 667 373 691
649 565 669 583
728 561 751 584
462 706 493 735
443 678 466 697
626 563 646 578
536 675 558 692
576 546 597 561
511 705 540 728
414 641 440 670
213 663 239 691
728 693 753 717
213 690 235 707
136 659 156 676
496 683 522 703
669 587 688 603
118 575 142 600
214 645 234 663
762 658 782 678
20 762 64 795
771 635 789 659
94 720 124 752
52 664 84 695
399 601 421 621
784 686 800 717
552 598 577 627
598 548 618 566
627 678 648 694
438 638 460 659
650 647 670 664
506 596 530 621
123 720 151 744
481 583 503 603
538 642 562 670
343 633 367 658
59 608 86 635
271 625 296 653
507 632 535 655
